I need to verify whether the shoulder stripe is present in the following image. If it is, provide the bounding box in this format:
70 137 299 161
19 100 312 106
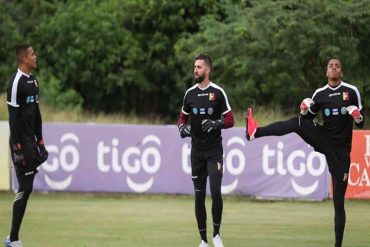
183 83 197 100
182 109 190 115
8 71 23 107
309 84 328 114
312 84 328 99
341 81 362 110
210 82 232 113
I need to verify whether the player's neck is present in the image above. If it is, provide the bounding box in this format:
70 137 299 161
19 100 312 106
328 79 341 88
198 79 210 89
18 65 31 75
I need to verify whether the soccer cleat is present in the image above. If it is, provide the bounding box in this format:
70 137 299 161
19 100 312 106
198 240 209 247
213 234 224 247
245 108 257 140
3 236 10 247
4 236 22 247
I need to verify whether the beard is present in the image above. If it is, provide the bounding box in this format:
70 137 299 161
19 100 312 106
327 70 341 80
194 73 205 83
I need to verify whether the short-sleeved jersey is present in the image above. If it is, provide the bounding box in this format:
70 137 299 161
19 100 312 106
182 82 231 150
309 81 362 148
7 69 41 145
7 69 40 108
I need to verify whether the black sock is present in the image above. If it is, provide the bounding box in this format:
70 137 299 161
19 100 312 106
256 117 299 138
9 173 34 241
332 178 348 247
213 223 221 237
210 173 223 238
199 228 207 243
195 189 207 242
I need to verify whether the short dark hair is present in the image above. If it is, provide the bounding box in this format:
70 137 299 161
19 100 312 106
194 53 212 69
16 44 31 64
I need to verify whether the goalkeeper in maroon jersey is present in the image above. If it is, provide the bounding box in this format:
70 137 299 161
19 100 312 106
177 53 234 247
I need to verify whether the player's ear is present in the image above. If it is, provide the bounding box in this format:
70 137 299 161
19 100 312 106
22 52 30 64
206 66 211 75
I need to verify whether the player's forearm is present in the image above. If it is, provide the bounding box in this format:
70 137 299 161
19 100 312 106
301 111 316 120
177 111 189 127
222 111 234 129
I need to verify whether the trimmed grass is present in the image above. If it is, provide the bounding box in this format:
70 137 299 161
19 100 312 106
0 192 369 247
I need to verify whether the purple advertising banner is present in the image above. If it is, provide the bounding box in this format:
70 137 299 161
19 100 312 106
13 123 330 200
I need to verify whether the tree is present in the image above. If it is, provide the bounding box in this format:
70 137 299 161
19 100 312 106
176 0 370 111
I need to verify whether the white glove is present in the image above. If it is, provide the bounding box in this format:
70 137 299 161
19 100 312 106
300 98 314 115
347 105 363 124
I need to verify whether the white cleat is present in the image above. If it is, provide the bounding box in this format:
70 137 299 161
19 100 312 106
4 236 22 247
213 234 224 247
198 240 209 247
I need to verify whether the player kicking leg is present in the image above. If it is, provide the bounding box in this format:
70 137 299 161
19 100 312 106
244 101 359 247
244 59 365 247
245 106 344 179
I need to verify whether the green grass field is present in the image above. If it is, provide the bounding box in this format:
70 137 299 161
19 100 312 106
0 192 369 247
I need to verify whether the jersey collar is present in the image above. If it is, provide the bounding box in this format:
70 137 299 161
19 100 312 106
197 81 213 91
328 81 343 91
18 68 31 78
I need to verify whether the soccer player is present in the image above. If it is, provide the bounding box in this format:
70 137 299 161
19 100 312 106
177 53 234 247
245 58 365 247
4 44 49 247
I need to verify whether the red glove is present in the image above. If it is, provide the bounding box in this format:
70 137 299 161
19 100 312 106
300 98 314 115
347 105 363 124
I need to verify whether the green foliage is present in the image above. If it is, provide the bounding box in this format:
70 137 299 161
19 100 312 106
0 0 369 121
0 0 59 90
176 0 370 110
37 70 83 111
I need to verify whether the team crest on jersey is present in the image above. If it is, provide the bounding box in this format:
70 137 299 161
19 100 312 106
192 108 198 115
209 93 215 101
217 162 223 172
324 108 331 117
208 107 214 115
341 107 347 115
343 92 349 101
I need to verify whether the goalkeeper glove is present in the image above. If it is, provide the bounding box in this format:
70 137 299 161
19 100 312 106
300 98 314 115
201 119 223 133
38 139 49 163
347 105 363 124
178 124 191 138
13 144 25 166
